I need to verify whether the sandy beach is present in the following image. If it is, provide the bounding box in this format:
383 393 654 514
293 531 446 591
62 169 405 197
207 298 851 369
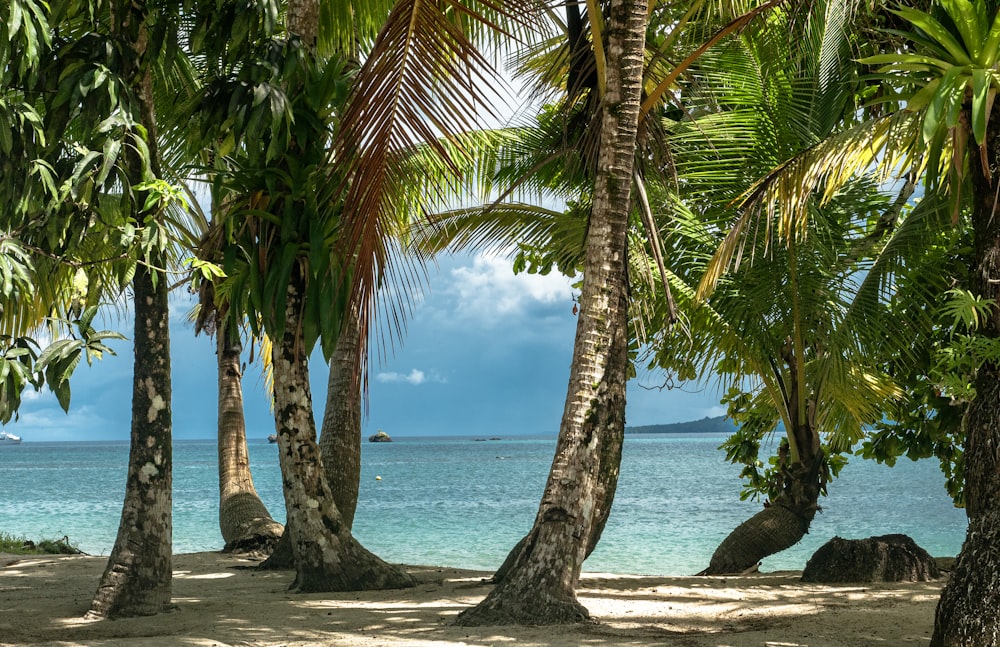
0 551 944 646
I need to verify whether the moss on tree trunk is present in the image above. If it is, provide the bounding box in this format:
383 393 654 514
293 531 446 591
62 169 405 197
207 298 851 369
89 261 173 618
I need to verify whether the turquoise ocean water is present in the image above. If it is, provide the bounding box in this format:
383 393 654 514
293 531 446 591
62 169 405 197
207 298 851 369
0 434 968 575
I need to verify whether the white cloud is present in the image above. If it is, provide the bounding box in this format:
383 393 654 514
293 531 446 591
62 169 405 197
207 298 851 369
376 368 444 386
446 253 576 324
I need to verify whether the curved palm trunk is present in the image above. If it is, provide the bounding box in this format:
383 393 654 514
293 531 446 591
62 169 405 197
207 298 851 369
491 428 623 584
89 1 172 618
932 116 1000 646
217 328 284 552
272 270 414 592
89 259 173 618
455 0 646 626
318 308 363 530
700 443 824 574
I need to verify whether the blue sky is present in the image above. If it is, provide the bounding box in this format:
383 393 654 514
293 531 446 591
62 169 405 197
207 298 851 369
11 252 725 442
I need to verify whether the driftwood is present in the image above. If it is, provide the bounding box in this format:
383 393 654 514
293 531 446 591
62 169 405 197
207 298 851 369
801 534 941 583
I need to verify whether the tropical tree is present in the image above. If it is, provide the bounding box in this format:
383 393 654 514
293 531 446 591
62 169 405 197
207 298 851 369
709 0 1000 640
189 0 542 591
633 5 943 574
453 0 650 625
211 313 285 552
0 0 197 617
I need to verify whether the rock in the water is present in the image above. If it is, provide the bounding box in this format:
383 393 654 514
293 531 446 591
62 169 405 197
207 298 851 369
368 430 392 443
802 534 941 583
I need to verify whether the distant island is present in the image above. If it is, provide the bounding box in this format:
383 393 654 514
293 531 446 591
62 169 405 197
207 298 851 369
625 415 737 435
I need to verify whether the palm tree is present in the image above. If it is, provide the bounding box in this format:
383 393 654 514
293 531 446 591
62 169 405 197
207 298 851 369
191 0 542 591
637 7 937 574
453 0 650 625
705 0 1000 639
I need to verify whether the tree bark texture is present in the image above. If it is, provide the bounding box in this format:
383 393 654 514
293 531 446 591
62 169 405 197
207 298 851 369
318 308 363 530
89 260 173 618
89 0 173 619
272 271 415 593
700 445 824 574
217 328 284 552
932 116 1000 646
455 0 646 626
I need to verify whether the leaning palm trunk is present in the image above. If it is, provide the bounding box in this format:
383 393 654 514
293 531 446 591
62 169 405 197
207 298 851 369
932 114 1000 646
490 430 623 584
271 269 414 593
217 328 283 552
455 0 646 626
89 259 173 618
318 308 363 530
700 440 824 574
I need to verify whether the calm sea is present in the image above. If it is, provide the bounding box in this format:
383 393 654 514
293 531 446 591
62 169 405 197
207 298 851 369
0 434 968 575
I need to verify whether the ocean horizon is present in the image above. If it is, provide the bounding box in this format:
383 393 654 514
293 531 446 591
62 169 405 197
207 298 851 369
0 433 968 575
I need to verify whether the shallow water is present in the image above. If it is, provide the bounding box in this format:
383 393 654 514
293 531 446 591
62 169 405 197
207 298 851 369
0 434 967 575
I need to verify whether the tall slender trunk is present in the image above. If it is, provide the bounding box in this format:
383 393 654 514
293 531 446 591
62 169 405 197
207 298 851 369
455 0 646 626
89 259 173 618
271 268 414 592
318 309 363 530
931 113 1000 646
217 327 284 551
89 0 173 618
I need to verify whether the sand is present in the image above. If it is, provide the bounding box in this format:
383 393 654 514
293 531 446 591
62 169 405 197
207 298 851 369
0 551 945 646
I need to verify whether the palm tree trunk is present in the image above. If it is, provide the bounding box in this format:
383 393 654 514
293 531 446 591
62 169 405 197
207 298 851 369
700 446 824 574
455 0 646 626
217 327 284 552
931 115 1000 646
89 0 172 618
318 308 363 530
491 421 623 584
272 268 414 592
89 259 173 618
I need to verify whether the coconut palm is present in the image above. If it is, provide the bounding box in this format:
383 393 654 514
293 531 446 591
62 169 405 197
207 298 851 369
635 5 948 574
700 0 1000 639
188 0 544 591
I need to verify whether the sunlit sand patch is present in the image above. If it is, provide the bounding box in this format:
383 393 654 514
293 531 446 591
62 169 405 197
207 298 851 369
173 570 235 580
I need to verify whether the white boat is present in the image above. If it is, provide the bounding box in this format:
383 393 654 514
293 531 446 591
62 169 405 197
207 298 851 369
0 431 22 444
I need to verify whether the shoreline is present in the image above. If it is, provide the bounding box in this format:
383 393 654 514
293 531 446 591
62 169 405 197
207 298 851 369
0 551 945 646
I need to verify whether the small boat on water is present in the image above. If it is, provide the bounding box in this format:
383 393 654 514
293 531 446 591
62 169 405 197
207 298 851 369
0 431 22 444
267 434 278 444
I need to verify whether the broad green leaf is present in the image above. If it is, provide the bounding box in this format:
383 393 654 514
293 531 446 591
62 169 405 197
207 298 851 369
908 77 942 112
923 65 965 144
984 7 1000 63
891 7 973 66
939 0 983 60
972 67 990 144
860 53 952 71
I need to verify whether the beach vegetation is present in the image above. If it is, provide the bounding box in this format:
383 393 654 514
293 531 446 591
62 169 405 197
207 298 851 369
0 532 82 555
706 0 1000 640
640 0 942 574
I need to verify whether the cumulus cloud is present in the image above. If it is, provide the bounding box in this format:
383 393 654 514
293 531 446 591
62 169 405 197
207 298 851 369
446 253 576 324
375 368 444 386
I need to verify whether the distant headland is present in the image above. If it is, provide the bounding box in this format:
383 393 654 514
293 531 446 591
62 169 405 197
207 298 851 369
625 415 737 435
